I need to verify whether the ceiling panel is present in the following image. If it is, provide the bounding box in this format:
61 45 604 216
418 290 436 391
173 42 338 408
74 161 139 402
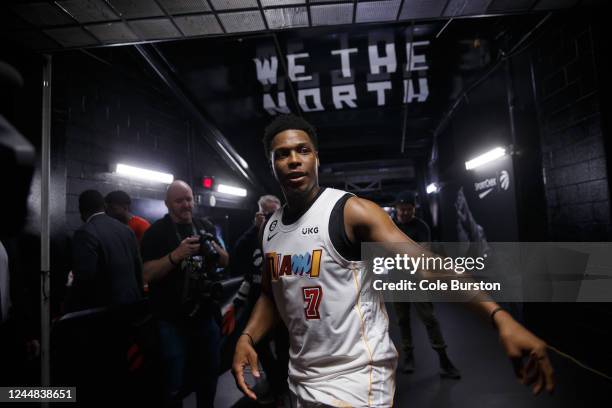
174 14 224 35
356 0 401 23
261 0 305 6
311 3 354 26
129 18 181 40
399 0 446 20
157 0 211 14
264 7 309 29
57 0 119 23
12 2 74 26
107 0 164 19
218 10 266 32
210 0 259 10
443 0 490 17
86 21 138 43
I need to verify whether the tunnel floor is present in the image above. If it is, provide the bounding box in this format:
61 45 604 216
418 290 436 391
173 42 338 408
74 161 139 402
208 303 608 408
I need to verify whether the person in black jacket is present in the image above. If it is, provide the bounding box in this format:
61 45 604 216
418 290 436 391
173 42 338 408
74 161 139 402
67 190 144 312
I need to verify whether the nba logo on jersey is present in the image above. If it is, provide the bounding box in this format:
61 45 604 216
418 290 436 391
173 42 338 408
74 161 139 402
265 249 323 280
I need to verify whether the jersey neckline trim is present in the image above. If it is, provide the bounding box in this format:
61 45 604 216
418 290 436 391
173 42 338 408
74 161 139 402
277 187 328 232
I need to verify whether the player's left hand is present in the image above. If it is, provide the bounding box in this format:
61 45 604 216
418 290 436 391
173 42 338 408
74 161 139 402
494 310 555 395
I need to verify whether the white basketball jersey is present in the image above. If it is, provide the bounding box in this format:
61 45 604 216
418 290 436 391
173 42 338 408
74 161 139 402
262 188 398 407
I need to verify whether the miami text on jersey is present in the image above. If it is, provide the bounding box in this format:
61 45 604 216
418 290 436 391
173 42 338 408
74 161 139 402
265 249 323 280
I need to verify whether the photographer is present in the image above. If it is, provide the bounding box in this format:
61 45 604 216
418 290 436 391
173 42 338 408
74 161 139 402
141 180 228 408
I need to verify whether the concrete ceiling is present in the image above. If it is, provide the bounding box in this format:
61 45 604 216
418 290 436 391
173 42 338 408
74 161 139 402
0 0 596 51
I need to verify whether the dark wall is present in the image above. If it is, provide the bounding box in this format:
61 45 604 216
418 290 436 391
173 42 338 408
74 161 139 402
51 50 253 242
434 10 611 244
525 10 612 375
529 12 611 241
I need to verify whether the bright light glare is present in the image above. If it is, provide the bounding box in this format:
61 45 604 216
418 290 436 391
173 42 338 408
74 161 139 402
465 147 506 170
237 155 249 169
426 183 439 194
115 163 174 184
217 183 247 197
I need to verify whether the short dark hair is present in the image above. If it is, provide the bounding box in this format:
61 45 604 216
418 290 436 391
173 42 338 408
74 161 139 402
105 190 131 206
79 190 105 215
262 114 318 159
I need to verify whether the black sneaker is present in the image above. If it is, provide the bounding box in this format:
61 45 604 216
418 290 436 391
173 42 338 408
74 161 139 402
438 351 461 379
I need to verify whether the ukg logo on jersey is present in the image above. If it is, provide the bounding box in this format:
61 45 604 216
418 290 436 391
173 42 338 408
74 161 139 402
301 226 319 235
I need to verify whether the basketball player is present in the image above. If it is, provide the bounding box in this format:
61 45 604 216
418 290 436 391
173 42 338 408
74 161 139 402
232 114 554 407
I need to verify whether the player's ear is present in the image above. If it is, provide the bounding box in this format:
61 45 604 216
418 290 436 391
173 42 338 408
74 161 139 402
268 156 279 179
267 151 273 172
269 159 276 175
315 151 320 167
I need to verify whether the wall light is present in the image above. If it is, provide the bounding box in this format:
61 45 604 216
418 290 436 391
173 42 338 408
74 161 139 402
426 182 439 194
217 183 247 197
201 176 214 189
115 163 174 184
465 147 506 170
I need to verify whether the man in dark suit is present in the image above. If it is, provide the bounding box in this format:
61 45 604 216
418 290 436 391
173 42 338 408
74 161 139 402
67 190 144 312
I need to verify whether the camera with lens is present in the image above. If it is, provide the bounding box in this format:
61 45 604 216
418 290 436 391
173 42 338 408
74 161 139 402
198 230 220 262
180 229 224 318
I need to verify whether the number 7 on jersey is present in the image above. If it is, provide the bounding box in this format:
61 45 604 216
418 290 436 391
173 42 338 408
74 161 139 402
302 286 322 320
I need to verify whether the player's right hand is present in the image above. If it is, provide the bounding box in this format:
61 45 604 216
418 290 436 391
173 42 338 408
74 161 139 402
495 310 555 395
232 335 260 400
172 236 200 261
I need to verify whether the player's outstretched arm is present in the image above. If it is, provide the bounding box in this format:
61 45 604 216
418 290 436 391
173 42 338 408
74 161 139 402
344 196 555 395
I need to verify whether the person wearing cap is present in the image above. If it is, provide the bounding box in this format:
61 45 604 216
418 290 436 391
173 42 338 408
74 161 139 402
105 190 151 243
394 191 461 379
